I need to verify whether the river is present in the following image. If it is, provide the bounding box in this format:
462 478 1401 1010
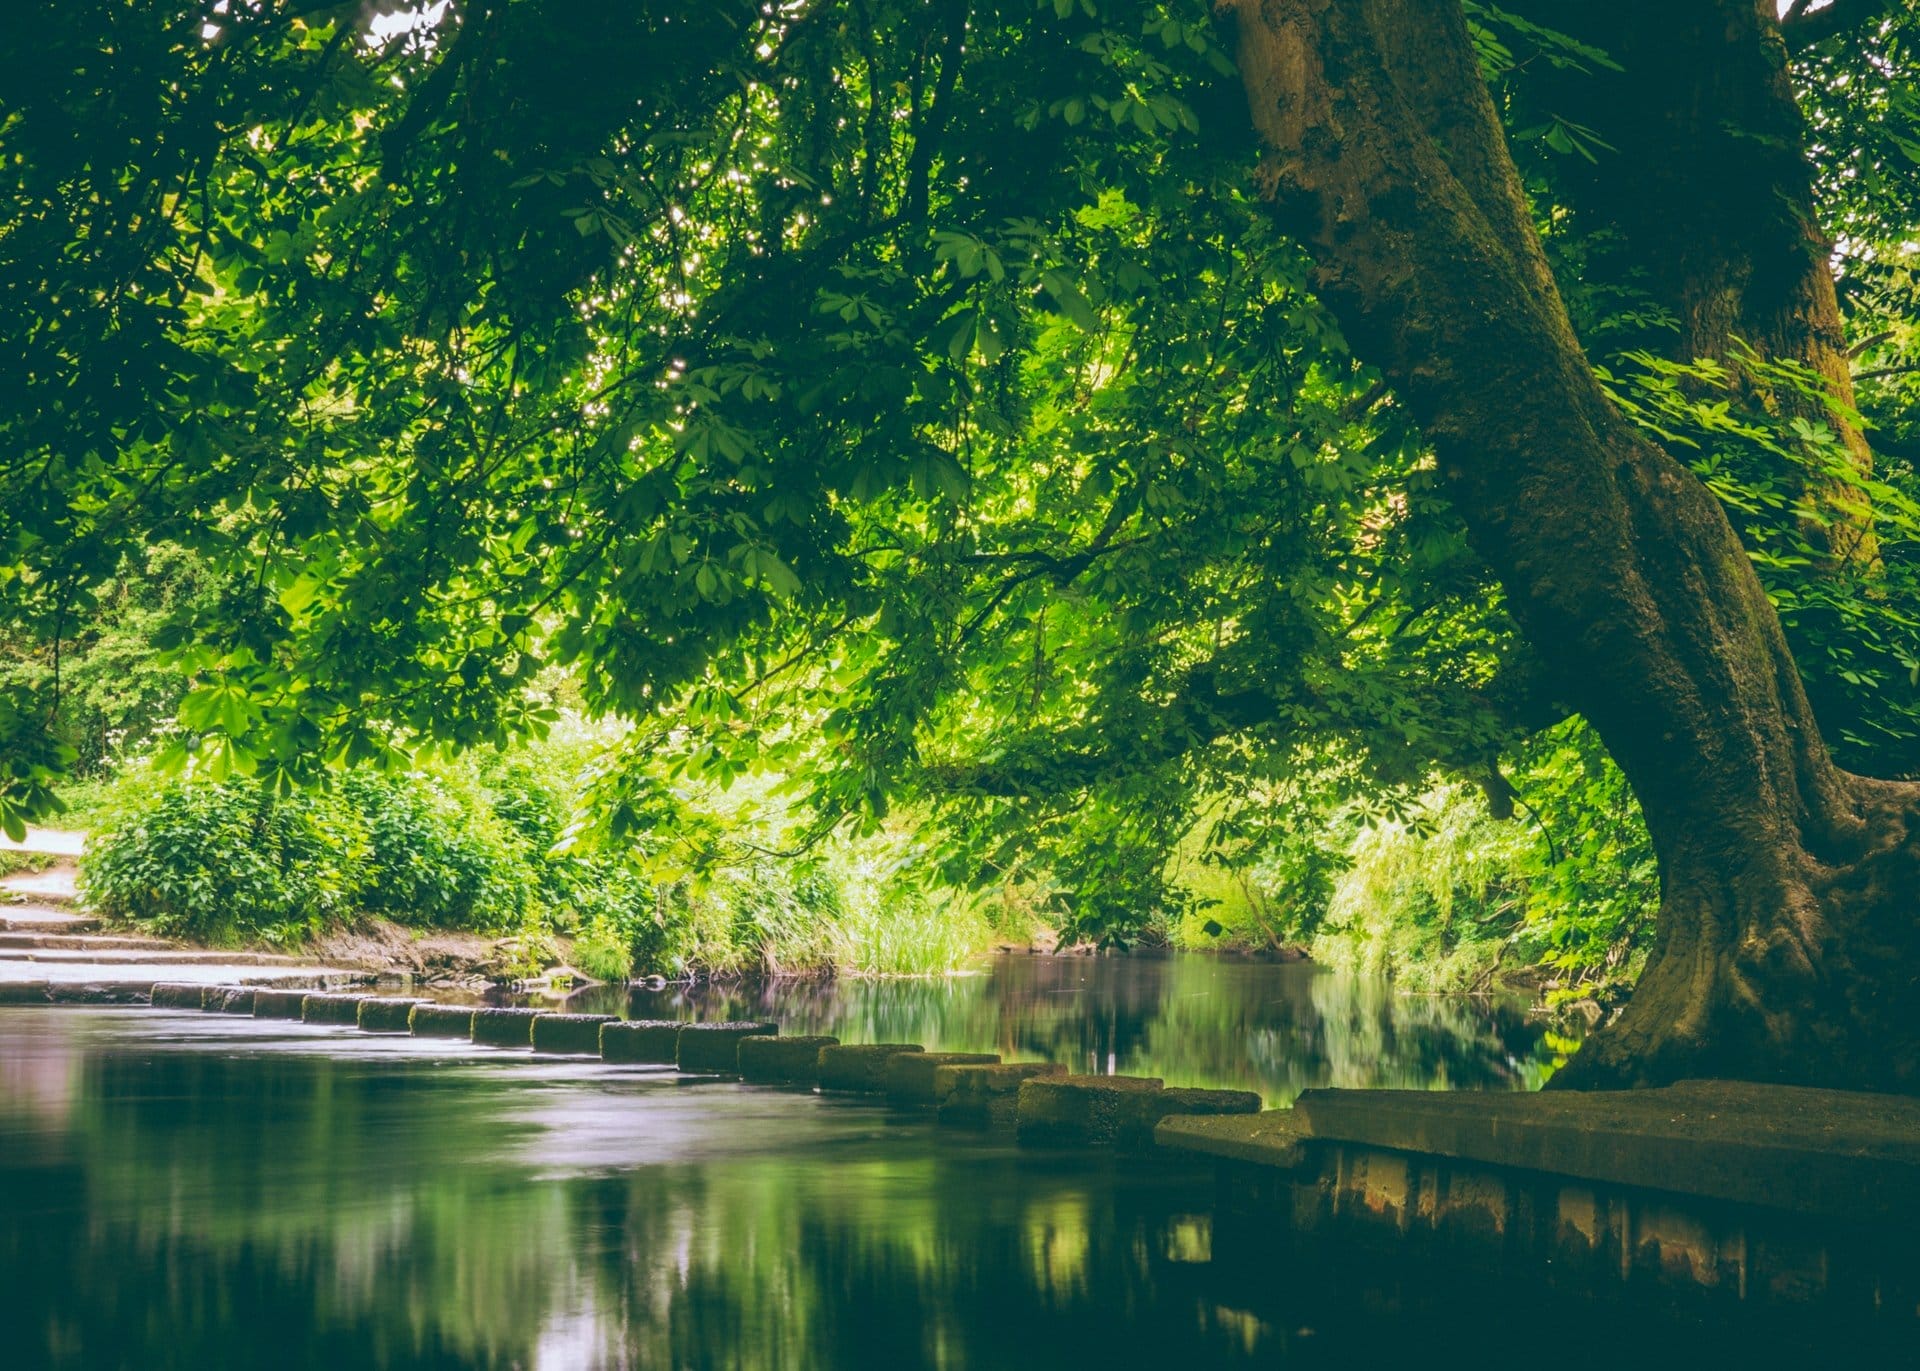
1 953 1570 1368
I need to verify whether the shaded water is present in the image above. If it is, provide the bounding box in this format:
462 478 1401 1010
0 956 1574 1369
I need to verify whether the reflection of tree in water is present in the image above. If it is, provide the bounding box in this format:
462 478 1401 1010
613 953 1562 1104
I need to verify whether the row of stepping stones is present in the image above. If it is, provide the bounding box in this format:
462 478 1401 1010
151 983 1261 1149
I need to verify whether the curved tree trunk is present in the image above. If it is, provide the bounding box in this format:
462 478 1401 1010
1511 0 1877 567
1222 0 1920 1092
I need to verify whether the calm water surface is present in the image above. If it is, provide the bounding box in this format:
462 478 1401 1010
0 955 1567 1369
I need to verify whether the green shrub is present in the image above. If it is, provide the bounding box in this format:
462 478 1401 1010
83 776 367 944
570 914 635 982
344 771 532 931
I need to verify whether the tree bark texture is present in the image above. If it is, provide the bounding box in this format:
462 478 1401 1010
1221 0 1920 1092
1513 0 1878 566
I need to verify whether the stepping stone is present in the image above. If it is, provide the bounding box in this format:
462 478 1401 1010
599 1019 683 1065
252 988 310 1020
1115 1086 1262 1149
531 1013 615 1055
149 982 205 1009
816 1043 923 1093
936 1062 1066 1126
357 998 425 1033
410 1004 477 1038
205 986 257 1014
48 982 148 1003
884 1051 1002 1105
302 993 371 1025
0 980 51 1005
471 1007 541 1048
739 1035 840 1084
1016 1075 1165 1146
676 1021 778 1073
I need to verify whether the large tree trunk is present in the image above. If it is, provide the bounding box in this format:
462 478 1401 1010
1510 0 1877 566
1222 0 1920 1092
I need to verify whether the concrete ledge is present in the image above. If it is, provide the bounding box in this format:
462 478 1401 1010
885 1052 1001 1105
1118 1086 1262 1149
677 1021 778 1073
739 1035 839 1084
936 1062 1065 1126
531 1013 615 1055
301 993 369 1025
817 1044 924 1093
471 1007 540 1048
252 988 309 1020
1016 1075 1163 1146
1291 1081 1920 1223
357 998 423 1033
0 980 52 1005
149 982 204 1009
600 1019 683 1065
205 986 256 1015
410 1004 477 1038
1154 1110 1314 1167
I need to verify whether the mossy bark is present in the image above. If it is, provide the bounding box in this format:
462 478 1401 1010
1223 0 1920 1093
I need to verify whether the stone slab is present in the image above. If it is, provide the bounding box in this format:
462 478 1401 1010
0 911 100 933
1154 1109 1314 1167
816 1044 924 1093
599 1019 684 1065
301 993 371 1025
1117 1086 1263 1149
676 1021 778 1073
884 1051 1002 1105
471 1007 541 1048
1289 1081 1920 1223
149 982 205 1009
357 998 424 1033
252 987 310 1020
410 1004 477 1038
205 986 257 1015
531 1013 616 1055
1016 1075 1164 1146
738 1035 840 1084
0 979 51 1005
0 933 173 951
935 1062 1067 1125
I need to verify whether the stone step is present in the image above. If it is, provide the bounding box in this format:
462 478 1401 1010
0 932 177 951
0 910 102 934
1 947 310 967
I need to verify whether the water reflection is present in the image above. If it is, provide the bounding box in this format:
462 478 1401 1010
0 958 1563 1369
571 953 1562 1103
0 1009 1273 1369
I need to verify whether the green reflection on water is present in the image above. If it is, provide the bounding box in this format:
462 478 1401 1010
0 957 1564 1369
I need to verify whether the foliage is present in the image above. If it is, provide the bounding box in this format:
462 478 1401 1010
7 1 1919 996
84 777 367 944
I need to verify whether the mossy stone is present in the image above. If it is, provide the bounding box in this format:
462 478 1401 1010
358 998 425 1033
599 1019 684 1064
1016 1075 1164 1146
936 1062 1066 1126
738 1035 840 1084
0 981 52 1006
301 993 370 1025
149 982 203 1009
676 1021 778 1073
884 1051 1002 1104
251 988 310 1020
816 1043 924 1093
207 986 256 1014
471 1007 541 1047
1116 1085 1262 1149
531 1013 615 1054
410 1003 478 1038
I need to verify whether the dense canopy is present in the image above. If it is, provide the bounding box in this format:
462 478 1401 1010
6 0 1920 1085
